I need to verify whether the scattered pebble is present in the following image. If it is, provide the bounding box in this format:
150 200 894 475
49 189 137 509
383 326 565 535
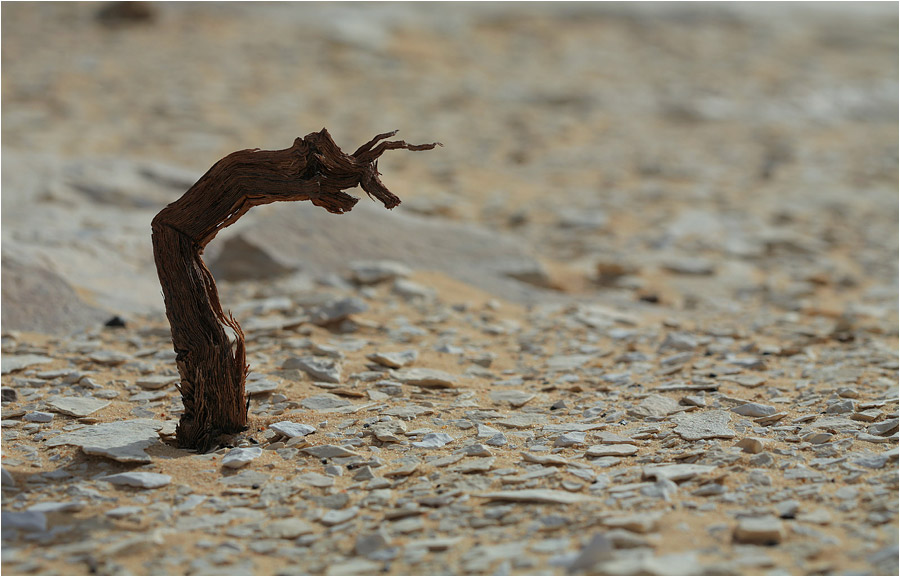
733 516 784 545
222 447 263 469
46 396 110 417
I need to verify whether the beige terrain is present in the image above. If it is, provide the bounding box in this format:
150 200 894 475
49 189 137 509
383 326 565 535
1 2 898 576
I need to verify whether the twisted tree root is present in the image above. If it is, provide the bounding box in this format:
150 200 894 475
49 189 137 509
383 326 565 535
151 129 440 451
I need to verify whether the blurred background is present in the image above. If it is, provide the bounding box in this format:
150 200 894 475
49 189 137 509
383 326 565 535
2 2 897 333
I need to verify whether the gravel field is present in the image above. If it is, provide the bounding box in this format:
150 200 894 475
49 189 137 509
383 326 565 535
1 2 898 575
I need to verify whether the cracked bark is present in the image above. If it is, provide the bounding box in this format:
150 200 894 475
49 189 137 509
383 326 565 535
151 129 440 451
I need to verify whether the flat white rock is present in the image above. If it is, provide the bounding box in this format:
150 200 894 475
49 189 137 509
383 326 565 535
99 472 172 489
245 379 278 395
270 421 316 438
367 350 418 369
46 419 164 463
319 507 359 526
733 516 784 544
46 396 110 417
2 355 54 374
301 393 351 411
489 389 535 408
412 432 453 448
135 375 179 390
478 489 595 504
263 518 315 539
585 444 639 457
302 444 360 458
350 260 411 284
284 356 342 383
672 410 736 440
391 368 457 388
642 463 717 482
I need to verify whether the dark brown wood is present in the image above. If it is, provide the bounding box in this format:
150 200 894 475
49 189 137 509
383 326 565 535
151 129 440 451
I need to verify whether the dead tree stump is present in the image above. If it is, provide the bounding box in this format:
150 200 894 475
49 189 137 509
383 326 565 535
151 129 440 451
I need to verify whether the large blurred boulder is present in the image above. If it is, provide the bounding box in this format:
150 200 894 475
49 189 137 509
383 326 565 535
1 252 107 335
206 199 552 303
209 234 298 282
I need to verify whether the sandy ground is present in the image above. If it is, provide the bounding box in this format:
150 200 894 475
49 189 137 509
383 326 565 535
1 2 898 576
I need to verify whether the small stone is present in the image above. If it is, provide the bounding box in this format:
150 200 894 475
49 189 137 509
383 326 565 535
601 511 663 533
370 421 407 443
595 432 633 444
775 500 800 519
476 423 502 438
659 332 699 352
554 432 587 447
630 394 680 418
270 421 316 438
135 375 179 390
729 375 766 388
350 260 411 284
302 445 360 459
222 447 263 469
496 414 548 429
319 507 359 526
391 368 457 388
642 464 716 482
27 501 84 513
326 559 382 576
825 399 856 414
105 506 143 519
301 393 351 410
452 457 496 474
353 466 376 481
245 379 278 395
585 444 638 457
1 388 18 402
489 389 535 408
263 518 314 539
801 432 833 444
546 354 593 372
100 472 172 489
412 433 453 449
749 452 775 467
522 452 569 466
732 403 777 417
89 350 131 365
1 468 15 489
479 489 596 504
356 528 392 557
733 516 784 545
285 357 342 384
735 437 767 454
308 297 368 325
46 396 110 417
393 278 435 300
672 410 736 440
297 472 335 488
485 433 508 447
367 350 418 369
662 257 715 276
568 534 615 573
24 411 54 422
868 419 898 436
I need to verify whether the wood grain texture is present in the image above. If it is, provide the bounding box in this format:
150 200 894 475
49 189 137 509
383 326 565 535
151 129 440 450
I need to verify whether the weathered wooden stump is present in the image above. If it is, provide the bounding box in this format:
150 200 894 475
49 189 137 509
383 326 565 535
151 129 439 450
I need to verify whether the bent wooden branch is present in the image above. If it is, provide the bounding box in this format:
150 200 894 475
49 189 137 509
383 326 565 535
151 129 440 451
